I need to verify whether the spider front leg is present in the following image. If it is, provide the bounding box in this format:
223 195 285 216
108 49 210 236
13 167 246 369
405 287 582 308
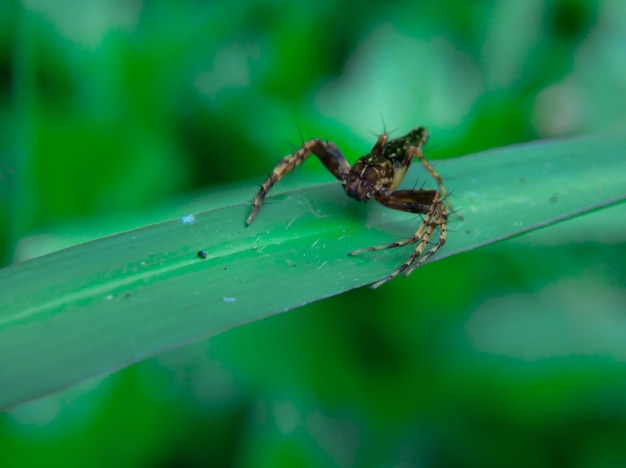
246 139 350 225
349 189 448 289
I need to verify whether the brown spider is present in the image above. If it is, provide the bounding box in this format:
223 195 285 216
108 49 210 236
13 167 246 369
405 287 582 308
246 127 455 289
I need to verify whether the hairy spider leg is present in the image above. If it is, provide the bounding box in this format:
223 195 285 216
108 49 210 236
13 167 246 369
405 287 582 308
246 139 350 225
348 189 444 253
365 192 448 289
411 146 458 215
374 188 441 215
401 202 447 276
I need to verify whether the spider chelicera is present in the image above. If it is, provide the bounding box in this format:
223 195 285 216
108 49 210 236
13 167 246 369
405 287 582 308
246 126 456 289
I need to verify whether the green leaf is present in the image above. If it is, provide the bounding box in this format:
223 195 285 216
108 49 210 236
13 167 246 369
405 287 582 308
1 132 626 408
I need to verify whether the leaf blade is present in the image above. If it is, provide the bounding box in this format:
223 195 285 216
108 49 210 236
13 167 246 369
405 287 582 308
1 132 625 408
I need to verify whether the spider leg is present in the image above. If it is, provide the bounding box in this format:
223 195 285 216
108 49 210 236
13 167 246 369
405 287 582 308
246 139 350 225
374 188 439 215
348 189 440 254
372 199 446 289
408 146 459 216
401 204 447 276
348 189 447 289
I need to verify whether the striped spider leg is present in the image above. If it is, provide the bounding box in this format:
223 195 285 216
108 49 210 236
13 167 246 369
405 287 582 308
246 138 349 226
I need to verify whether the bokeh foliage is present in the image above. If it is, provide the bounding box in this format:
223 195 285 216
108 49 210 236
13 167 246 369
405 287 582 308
2 0 626 467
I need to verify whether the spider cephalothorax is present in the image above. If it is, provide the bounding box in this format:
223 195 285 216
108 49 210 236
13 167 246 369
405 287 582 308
246 126 455 288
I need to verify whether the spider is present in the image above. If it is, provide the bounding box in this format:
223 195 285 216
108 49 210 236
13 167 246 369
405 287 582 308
246 126 456 289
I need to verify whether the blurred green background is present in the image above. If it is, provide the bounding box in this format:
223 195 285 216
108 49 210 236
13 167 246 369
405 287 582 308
2 0 626 466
